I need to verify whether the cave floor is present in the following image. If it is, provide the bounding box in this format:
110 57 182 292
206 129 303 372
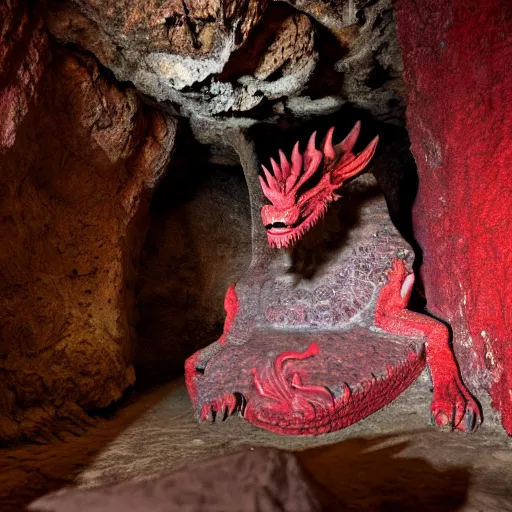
1 373 512 511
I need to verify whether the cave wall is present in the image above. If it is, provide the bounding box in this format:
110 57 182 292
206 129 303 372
43 0 406 131
395 0 512 432
135 156 252 381
0 1 175 441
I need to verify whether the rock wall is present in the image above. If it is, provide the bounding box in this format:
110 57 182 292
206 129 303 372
44 0 406 130
395 0 512 432
0 1 176 441
136 157 252 381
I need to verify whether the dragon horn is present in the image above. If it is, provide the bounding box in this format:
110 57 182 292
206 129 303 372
285 141 303 192
270 157 282 181
322 126 336 160
336 121 361 154
333 135 379 186
278 149 291 179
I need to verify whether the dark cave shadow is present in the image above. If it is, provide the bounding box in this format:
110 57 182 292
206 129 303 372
0 381 183 512
286 181 383 282
134 121 253 386
134 122 211 382
297 433 471 511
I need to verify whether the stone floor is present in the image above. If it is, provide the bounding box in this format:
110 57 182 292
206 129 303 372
1 372 512 511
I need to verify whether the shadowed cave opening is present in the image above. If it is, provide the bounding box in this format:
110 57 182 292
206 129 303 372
134 126 252 385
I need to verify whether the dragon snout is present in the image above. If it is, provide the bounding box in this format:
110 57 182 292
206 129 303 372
261 205 299 231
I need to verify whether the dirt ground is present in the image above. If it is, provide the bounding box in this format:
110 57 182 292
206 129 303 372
1 372 512 511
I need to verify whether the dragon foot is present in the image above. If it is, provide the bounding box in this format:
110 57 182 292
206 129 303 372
430 376 481 432
376 259 482 433
200 393 246 422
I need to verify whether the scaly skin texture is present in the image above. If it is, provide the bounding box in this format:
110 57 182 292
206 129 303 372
186 261 480 434
244 341 424 435
185 267 426 434
375 260 481 431
259 122 378 248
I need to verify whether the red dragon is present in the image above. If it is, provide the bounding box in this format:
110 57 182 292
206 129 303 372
260 122 378 248
185 123 481 435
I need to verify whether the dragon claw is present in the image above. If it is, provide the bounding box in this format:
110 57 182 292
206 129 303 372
465 408 480 433
200 394 240 423
377 259 482 435
200 403 212 422
429 378 482 432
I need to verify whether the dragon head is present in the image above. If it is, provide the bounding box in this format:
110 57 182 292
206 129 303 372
259 122 379 248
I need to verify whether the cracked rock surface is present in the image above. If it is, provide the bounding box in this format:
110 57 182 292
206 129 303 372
0 1 176 441
44 0 405 130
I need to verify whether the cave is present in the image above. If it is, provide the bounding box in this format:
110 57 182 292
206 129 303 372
134 128 252 384
1 0 511 510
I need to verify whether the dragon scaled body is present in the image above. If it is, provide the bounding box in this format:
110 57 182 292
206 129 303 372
185 124 481 435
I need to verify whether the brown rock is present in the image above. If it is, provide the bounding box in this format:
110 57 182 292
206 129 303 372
0 1 49 148
0 30 176 441
28 448 339 511
43 0 406 135
61 0 267 57
45 0 269 87
254 14 315 80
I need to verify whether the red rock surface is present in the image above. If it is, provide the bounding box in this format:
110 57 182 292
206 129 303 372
396 0 512 432
0 3 175 441
0 0 49 148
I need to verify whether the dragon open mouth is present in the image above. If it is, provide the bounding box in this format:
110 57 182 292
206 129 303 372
265 222 288 230
265 207 327 248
